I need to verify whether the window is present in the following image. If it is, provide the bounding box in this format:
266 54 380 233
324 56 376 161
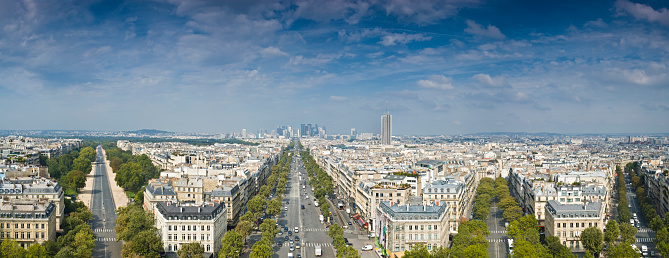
428 234 432 240
168 234 172 240
182 234 185 240
182 226 186 231
576 223 579 228
589 223 592 227
401 234 404 240
188 226 191 231
14 224 18 229
421 225 424 230
563 223 566 228
207 225 210 231
15 233 18 239
409 234 412 240
168 244 172 251
428 225 432 230
21 224 24 229
169 225 172 230
396 234 399 240
397 193 401 196
563 232 566 237
434 225 437 230
194 235 197 241
202 234 205 240
560 198 565 202
21 232 24 239
207 245 210 252
557 223 561 228
41 233 44 239
201 225 205 231
434 233 438 239
594 223 597 227
389 193 393 197
26 233 30 239
570 223 573 228
409 225 412 230
27 224 30 229
428 244 432 250
581 223 584 227
421 234 424 240
395 246 400 252
570 231 574 237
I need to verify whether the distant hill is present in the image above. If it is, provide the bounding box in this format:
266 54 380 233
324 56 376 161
125 129 172 135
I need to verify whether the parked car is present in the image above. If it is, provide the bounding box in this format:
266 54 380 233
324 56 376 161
290 245 295 251
362 245 374 251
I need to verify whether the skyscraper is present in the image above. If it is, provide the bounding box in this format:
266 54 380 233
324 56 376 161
381 114 392 145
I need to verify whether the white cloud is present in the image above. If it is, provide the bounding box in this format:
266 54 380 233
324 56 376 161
384 0 480 25
330 95 348 101
417 75 454 90
379 33 432 46
473 73 506 87
616 0 669 26
259 46 289 57
464 20 506 39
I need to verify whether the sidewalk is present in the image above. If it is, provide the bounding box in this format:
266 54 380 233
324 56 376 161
78 163 97 208
101 148 129 209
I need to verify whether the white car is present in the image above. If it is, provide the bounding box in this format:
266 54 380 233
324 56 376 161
362 245 374 251
285 207 288 211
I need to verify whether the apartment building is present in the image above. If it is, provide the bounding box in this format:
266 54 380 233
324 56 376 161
355 178 412 230
0 199 57 248
375 201 451 258
154 201 227 256
422 179 466 233
144 179 177 213
174 178 204 205
0 177 65 229
545 200 604 251
210 183 241 226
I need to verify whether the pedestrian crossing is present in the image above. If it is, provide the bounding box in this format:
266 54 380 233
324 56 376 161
490 231 507 234
93 228 115 233
636 238 655 243
303 228 328 232
97 237 116 242
487 239 505 243
638 228 653 233
302 243 332 247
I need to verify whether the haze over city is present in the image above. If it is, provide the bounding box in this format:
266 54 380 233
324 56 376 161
0 0 668 135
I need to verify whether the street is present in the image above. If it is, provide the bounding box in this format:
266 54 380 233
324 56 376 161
91 145 122 258
486 201 508 258
625 176 657 254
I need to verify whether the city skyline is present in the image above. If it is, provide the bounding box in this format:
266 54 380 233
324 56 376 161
1 0 668 135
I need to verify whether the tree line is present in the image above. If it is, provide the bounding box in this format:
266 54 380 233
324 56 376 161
45 145 97 194
104 144 160 193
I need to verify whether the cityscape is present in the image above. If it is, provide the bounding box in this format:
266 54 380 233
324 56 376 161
1 1 669 258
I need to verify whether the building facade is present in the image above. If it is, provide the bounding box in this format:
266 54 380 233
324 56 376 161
154 201 227 256
544 200 604 251
381 114 392 145
0 199 57 248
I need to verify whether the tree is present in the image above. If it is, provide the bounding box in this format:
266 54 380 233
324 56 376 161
336 245 361 258
249 241 272 258
403 244 430 258
604 220 620 245
503 206 523 222
544 236 576 258
655 227 669 258
266 198 281 216
42 240 60 257
72 156 92 174
72 226 95 258
606 243 640 258
27 243 50 258
1 239 28 257
123 230 164 258
329 224 344 239
507 215 540 244
248 196 266 216
259 219 278 236
235 220 253 244
219 230 243 258
619 223 637 243
67 170 86 192
512 239 552 258
79 147 97 163
651 216 664 231
498 196 519 210
581 227 603 257
177 242 204 258
333 235 346 248
115 204 157 242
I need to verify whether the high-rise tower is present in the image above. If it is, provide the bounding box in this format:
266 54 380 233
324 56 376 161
381 114 392 145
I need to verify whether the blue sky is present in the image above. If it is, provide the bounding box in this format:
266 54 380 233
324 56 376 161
1 0 668 135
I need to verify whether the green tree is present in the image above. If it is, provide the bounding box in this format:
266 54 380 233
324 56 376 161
219 230 243 258
606 243 640 258
544 236 576 258
503 205 523 222
581 227 603 257
248 196 267 215
462 244 489 258
27 243 50 258
619 223 637 243
177 242 204 258
54 247 76 258
650 216 664 231
1 239 28 257
249 241 272 258
72 156 92 174
604 220 620 245
512 239 552 258
336 245 361 258
235 220 254 241
123 230 164 258
403 244 430 258
655 227 669 258
329 224 344 239
42 240 60 257
67 170 86 192
115 204 156 242
333 235 346 249
507 215 540 244
498 196 519 210
259 219 278 236
266 198 281 216
72 226 95 258
79 147 97 163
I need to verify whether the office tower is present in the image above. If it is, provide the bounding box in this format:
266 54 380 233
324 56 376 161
242 129 247 138
381 114 392 145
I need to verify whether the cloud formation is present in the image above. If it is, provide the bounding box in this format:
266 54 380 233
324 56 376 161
616 0 669 26
417 75 454 90
464 20 506 39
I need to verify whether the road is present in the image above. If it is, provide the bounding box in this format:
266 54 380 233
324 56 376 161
91 145 122 258
486 201 507 258
273 147 336 258
625 175 657 255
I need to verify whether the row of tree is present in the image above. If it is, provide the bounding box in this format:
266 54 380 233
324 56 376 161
45 146 97 193
105 145 160 193
220 149 293 258
493 177 524 222
115 203 165 257
300 150 334 217
328 224 360 258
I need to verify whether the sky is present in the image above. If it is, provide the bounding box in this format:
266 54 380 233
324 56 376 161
0 0 668 135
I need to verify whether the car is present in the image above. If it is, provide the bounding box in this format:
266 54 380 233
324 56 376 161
362 245 374 251
284 236 289 241
278 231 283 235
285 207 288 211
651 251 655 256
288 231 292 236
290 245 295 251
348 222 352 225
295 227 299 233
290 238 294 243
301 205 305 209
285 226 289 231
296 243 301 249
295 236 300 242
277 242 283 247
296 255 301 258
